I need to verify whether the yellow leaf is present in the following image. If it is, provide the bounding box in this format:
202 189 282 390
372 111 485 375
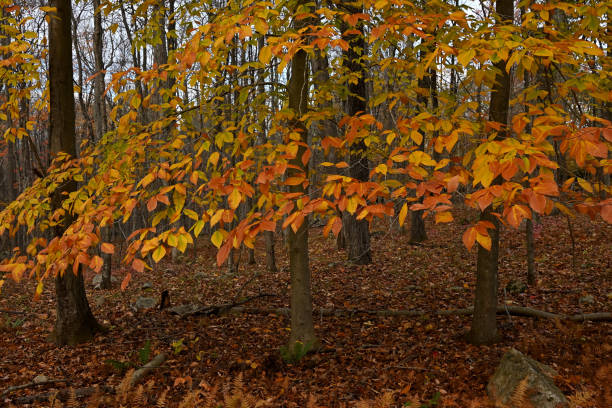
398 202 408 227
193 220 205 237
476 232 491 251
577 177 593 193
211 230 224 248
259 45 272 64
208 151 220 167
435 211 453 223
228 188 241 210
411 130 423 145
152 245 166 263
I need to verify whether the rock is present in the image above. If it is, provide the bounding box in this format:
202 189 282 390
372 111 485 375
141 282 153 290
94 296 105 307
488 348 568 408
505 279 528 295
132 297 157 312
194 272 206 279
579 295 595 304
33 375 48 384
92 274 118 289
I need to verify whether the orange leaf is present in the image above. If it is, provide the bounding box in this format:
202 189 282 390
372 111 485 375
121 273 132 290
462 227 476 251
435 211 453 223
602 204 612 224
132 258 146 273
528 192 546 214
101 243 115 254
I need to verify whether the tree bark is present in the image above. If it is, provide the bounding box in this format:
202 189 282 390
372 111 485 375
341 4 371 264
286 0 317 351
49 0 102 345
467 0 513 345
264 231 277 272
92 0 112 290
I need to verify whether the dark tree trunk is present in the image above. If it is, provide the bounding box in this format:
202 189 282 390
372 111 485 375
92 0 112 290
264 231 277 272
286 0 317 350
526 218 536 285
467 0 513 345
49 0 102 345
409 70 429 244
342 4 371 264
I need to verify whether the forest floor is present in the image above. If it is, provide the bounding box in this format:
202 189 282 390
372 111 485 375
0 210 611 407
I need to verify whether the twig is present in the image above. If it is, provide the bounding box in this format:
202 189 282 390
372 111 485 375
130 353 167 386
1 379 69 398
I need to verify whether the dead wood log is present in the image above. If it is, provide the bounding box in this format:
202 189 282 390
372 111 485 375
228 305 611 322
129 353 167 386
1 379 69 398
166 293 276 317
11 386 114 404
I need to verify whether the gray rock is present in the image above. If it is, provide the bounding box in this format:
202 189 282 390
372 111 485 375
94 296 105 307
141 282 153 290
488 348 568 408
132 297 157 312
92 274 118 289
579 295 595 304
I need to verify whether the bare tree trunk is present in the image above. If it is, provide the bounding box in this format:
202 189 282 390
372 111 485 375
467 0 513 345
526 219 536 285
286 0 317 351
49 0 102 345
264 231 277 272
92 0 112 290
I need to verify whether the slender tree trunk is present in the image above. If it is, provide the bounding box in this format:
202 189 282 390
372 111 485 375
92 0 112 290
264 231 277 272
49 0 102 345
468 0 513 345
409 66 429 244
342 4 371 264
286 0 316 351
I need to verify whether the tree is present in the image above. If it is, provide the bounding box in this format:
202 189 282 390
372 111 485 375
340 2 372 264
48 0 102 345
285 0 317 351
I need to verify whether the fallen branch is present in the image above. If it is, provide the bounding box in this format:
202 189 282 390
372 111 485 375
130 353 167 386
166 293 277 317
228 305 611 322
1 378 69 398
11 386 114 404
9 354 166 404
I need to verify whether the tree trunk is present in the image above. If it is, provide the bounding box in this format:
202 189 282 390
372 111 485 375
342 4 371 264
467 0 513 345
286 0 316 350
92 0 112 290
48 0 102 345
264 231 277 272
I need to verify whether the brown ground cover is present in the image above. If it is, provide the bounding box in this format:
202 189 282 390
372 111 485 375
1 211 610 406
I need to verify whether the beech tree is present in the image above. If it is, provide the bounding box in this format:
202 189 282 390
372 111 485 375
0 0 610 349
48 0 102 345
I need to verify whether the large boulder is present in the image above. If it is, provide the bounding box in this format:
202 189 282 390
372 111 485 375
488 348 568 408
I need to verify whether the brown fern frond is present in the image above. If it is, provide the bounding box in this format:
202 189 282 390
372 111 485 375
117 368 135 404
509 376 531 408
233 373 244 395
49 391 62 408
568 388 596 408
306 394 318 408
379 391 395 408
178 390 198 408
85 385 102 408
156 388 168 408
65 387 77 408
132 384 145 406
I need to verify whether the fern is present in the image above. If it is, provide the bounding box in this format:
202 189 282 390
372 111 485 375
156 388 168 408
65 387 77 408
568 389 596 408
509 376 531 408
